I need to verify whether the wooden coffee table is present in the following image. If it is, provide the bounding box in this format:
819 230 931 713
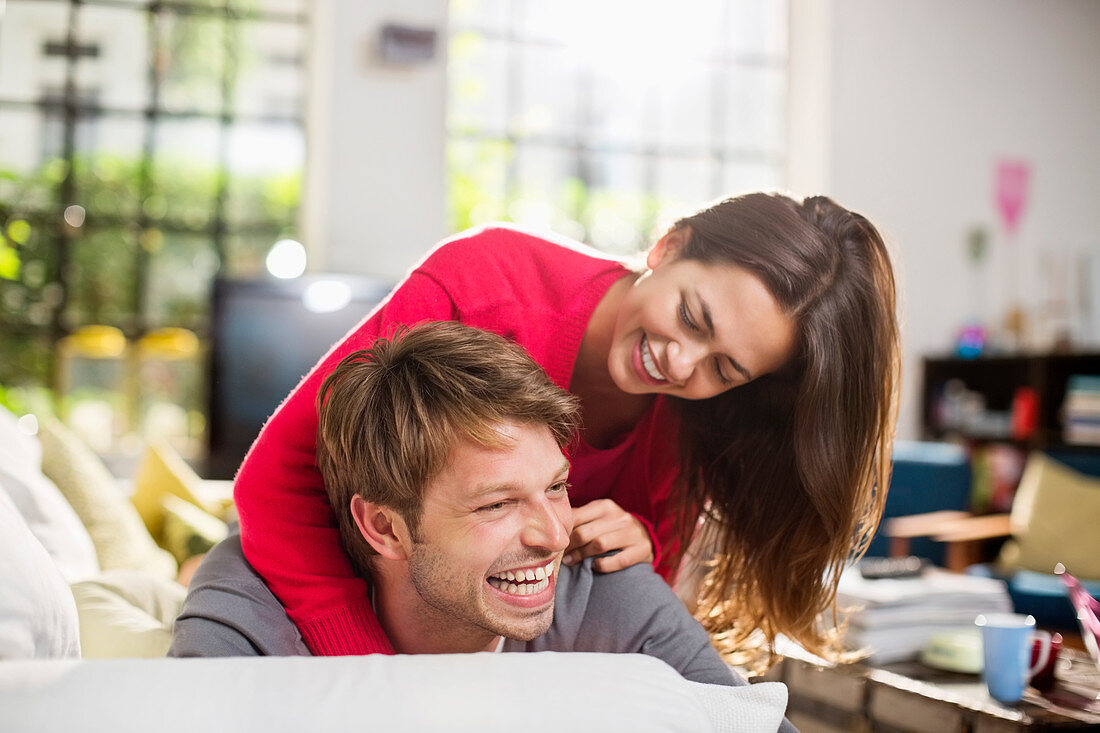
766 649 1100 732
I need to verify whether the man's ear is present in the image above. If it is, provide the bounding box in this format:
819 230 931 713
645 225 691 270
350 495 411 561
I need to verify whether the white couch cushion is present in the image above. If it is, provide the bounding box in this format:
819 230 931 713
0 490 80 659
0 408 99 582
0 653 788 732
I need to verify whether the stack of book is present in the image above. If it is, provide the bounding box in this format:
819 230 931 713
837 566 1012 664
1063 375 1100 446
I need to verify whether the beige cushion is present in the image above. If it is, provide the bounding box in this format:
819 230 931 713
161 495 228 565
997 453 1100 578
70 570 186 659
38 419 177 580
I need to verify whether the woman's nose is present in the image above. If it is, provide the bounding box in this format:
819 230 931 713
666 339 705 383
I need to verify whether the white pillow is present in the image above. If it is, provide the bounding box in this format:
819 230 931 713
71 570 186 659
0 490 81 660
0 408 99 582
0 653 789 732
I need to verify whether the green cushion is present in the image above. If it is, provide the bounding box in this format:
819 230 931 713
161 494 228 565
997 453 1100 579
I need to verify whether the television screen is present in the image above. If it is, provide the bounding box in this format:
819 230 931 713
206 273 394 479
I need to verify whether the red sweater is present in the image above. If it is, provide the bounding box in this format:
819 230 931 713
234 225 683 655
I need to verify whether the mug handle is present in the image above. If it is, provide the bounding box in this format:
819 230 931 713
1028 630 1052 678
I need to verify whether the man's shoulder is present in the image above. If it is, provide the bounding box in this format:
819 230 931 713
528 558 681 649
169 535 310 657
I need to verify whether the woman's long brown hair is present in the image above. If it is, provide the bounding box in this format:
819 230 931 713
670 193 900 670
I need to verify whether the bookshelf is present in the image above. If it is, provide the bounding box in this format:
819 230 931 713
921 352 1100 451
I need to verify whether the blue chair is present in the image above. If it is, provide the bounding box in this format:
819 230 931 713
865 441 971 567
881 447 1100 632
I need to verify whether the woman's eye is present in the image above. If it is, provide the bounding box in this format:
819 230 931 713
713 359 733 385
678 301 700 332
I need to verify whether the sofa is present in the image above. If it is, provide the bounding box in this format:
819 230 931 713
0 405 790 732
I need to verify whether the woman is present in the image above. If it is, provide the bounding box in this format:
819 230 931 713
234 192 899 665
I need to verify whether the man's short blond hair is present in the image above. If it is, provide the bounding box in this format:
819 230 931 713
316 321 579 576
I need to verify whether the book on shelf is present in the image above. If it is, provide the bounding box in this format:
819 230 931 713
1062 374 1100 446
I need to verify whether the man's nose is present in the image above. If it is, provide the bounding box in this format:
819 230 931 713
521 498 570 552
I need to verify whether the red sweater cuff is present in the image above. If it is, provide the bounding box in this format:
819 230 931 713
297 595 395 656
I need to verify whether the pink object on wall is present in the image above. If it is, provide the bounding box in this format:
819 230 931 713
994 159 1031 236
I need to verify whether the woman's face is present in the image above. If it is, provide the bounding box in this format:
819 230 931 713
607 228 798 400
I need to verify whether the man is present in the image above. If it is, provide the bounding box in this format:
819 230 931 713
170 322 738 686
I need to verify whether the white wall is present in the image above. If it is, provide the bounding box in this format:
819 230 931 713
305 0 449 281
795 0 1100 438
309 0 1100 439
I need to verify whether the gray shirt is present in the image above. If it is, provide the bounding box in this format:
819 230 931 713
169 535 737 687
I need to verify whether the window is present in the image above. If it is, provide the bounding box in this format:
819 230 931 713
446 0 789 254
0 0 309 452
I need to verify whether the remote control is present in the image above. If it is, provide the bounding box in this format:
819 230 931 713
858 555 925 580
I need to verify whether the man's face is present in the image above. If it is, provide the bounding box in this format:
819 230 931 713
403 419 573 648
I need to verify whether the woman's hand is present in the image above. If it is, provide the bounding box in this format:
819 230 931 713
564 498 655 572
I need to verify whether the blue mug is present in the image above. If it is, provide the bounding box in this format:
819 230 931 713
975 613 1052 704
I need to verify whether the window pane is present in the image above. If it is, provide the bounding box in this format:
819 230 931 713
76 5 150 113
144 231 218 329
223 230 282 277
154 11 226 115
450 0 511 33
236 0 308 14
582 152 649 254
0 109 62 210
62 227 138 329
723 65 786 155
656 155 716 211
234 20 306 118
512 143 584 233
448 33 509 137
721 161 783 195
224 121 303 228
446 1 789 253
0 1 70 104
72 117 147 220
655 61 715 150
150 119 221 228
728 0 788 58
586 72 649 149
516 45 581 139
516 0 586 45
447 137 511 232
39 87 101 162
514 143 578 204
0 219 59 328
0 333 52 389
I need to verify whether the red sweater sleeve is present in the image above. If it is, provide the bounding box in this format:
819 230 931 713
234 271 456 655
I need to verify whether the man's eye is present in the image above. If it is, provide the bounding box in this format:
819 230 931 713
548 481 571 496
477 501 507 513
679 301 700 332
